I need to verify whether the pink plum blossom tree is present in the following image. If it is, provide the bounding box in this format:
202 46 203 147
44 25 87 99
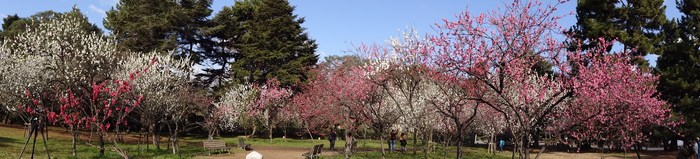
413 0 674 158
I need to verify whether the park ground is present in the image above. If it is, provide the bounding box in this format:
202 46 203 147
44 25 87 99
0 124 677 159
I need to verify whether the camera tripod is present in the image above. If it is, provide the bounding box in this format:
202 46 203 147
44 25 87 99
18 116 51 159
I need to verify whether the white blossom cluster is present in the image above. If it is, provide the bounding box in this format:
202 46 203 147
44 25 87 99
115 52 194 121
490 71 567 133
0 13 199 127
364 26 425 77
0 14 120 114
215 84 256 131
361 27 443 134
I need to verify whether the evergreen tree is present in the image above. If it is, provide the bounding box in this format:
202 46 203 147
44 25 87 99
174 0 213 63
226 0 318 88
197 5 250 89
658 0 700 137
105 0 213 63
567 0 667 65
0 14 21 41
104 0 180 53
0 7 101 41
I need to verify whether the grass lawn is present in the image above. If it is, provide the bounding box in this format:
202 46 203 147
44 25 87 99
6 124 638 159
0 125 207 159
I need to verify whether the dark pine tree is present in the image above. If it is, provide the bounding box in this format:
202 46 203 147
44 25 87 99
226 0 318 88
174 0 213 63
567 0 667 66
197 2 255 90
105 0 180 53
658 0 700 138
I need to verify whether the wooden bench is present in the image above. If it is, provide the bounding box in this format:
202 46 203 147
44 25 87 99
302 144 323 159
203 140 231 155
238 138 251 150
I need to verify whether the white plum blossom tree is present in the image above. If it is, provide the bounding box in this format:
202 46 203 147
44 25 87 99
214 84 256 137
0 14 122 157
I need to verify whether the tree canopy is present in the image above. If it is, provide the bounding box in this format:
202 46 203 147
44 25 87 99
567 0 667 66
0 7 101 41
658 0 700 138
224 0 318 87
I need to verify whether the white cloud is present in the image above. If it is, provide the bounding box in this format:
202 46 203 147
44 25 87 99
89 5 107 16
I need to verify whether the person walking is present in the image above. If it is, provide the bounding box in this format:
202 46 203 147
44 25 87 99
498 139 505 152
328 129 337 151
389 130 398 152
399 132 408 152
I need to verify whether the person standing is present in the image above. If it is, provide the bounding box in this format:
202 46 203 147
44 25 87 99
399 132 408 152
328 129 337 151
389 130 398 152
678 139 697 159
695 137 699 159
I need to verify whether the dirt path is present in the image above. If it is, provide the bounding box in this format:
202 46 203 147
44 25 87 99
194 146 339 159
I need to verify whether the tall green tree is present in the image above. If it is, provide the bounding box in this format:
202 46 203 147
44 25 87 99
0 14 21 41
105 0 213 62
0 7 101 41
567 0 667 65
174 0 213 63
225 0 318 87
658 0 700 138
104 0 180 53
196 5 247 89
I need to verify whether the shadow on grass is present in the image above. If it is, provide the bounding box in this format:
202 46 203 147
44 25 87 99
0 136 19 147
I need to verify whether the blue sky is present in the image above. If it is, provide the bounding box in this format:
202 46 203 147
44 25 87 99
0 0 683 66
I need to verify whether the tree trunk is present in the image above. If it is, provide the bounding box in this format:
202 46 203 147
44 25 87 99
635 143 642 159
116 124 123 143
514 133 531 159
533 133 540 149
306 126 314 141
99 133 105 157
147 125 153 149
422 130 428 159
670 139 678 151
71 128 77 157
456 128 463 159
268 118 273 142
145 130 150 150
344 130 353 159
413 128 418 155
208 126 216 140
2 112 9 124
429 129 434 153
155 125 161 149
88 127 94 143
250 126 257 137
170 124 179 154
379 131 386 159
534 144 546 159
283 126 287 138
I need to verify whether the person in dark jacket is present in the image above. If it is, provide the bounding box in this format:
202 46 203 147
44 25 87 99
328 129 337 151
389 130 398 152
399 132 408 152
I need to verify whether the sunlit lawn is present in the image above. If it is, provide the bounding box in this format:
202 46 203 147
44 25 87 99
0 124 515 159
